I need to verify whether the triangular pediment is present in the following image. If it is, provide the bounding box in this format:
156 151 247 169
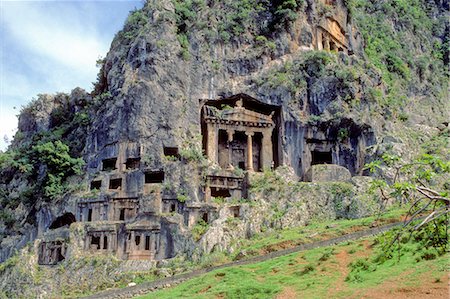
221 107 274 124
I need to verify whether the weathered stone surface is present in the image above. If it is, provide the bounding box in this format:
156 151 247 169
304 164 352 182
0 0 448 297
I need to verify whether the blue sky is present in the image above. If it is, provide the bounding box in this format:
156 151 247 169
0 0 143 150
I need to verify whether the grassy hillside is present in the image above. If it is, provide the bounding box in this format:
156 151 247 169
138 233 448 298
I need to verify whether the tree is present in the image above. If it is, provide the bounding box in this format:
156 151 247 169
365 148 449 255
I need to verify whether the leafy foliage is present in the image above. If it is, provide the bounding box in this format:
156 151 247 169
0 93 89 214
352 0 448 116
122 9 148 42
365 129 449 255
192 219 210 241
33 141 84 198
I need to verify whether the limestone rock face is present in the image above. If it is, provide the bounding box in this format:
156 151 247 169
304 164 351 182
0 0 448 296
0 0 415 264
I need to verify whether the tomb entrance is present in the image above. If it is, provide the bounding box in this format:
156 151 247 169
201 95 280 172
38 241 67 265
49 213 76 229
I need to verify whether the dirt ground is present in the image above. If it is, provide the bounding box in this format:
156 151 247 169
353 273 449 299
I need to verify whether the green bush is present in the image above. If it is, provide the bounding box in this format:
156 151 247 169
352 0 446 112
177 33 190 60
0 210 15 229
192 219 210 241
271 0 305 29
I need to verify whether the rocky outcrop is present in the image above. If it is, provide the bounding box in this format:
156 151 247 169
304 164 351 182
0 0 448 297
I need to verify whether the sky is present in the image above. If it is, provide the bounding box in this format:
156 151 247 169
0 0 143 151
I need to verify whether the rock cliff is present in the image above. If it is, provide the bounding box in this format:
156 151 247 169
0 0 448 297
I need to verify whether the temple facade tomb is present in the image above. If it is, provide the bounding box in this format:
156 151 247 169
311 0 363 55
204 172 246 202
77 197 140 222
184 203 219 227
38 240 67 265
85 226 118 253
74 140 172 261
202 98 276 172
111 198 139 221
284 118 375 179
78 198 109 222
316 18 348 53
161 198 184 214
304 164 352 182
124 223 161 260
79 216 165 261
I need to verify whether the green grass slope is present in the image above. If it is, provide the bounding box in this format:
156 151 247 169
138 233 448 299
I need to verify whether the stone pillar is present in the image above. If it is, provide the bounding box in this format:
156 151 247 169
205 185 211 202
112 234 117 252
61 243 66 257
131 231 135 252
261 129 274 170
79 206 83 222
155 232 160 253
206 123 218 163
246 132 254 171
324 36 330 51
149 233 155 258
103 203 108 220
227 129 234 169
317 30 323 50
101 232 105 250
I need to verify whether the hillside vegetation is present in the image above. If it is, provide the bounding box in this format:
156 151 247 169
139 230 448 298
0 0 448 298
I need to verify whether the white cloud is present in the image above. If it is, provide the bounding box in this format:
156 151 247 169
0 1 142 151
0 3 104 151
2 2 106 79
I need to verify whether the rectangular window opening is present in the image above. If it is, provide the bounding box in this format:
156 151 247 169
145 236 150 250
119 208 125 221
202 212 208 223
102 158 117 171
145 171 164 184
88 208 93 222
231 207 240 218
163 147 179 158
126 157 140 170
109 178 122 190
91 236 100 250
135 235 141 246
211 188 231 198
103 236 108 250
90 180 101 190
311 151 332 165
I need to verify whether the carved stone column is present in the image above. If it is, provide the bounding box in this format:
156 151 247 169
204 184 211 202
155 232 160 253
101 232 105 250
261 128 274 170
227 129 234 169
149 233 154 258
206 123 218 163
246 132 254 171
130 231 135 252
324 36 330 51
